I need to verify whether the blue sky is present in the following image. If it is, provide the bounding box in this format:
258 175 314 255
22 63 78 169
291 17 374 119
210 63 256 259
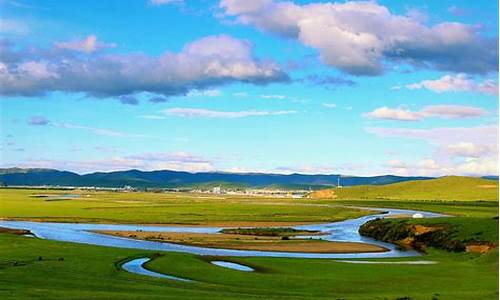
0 0 498 176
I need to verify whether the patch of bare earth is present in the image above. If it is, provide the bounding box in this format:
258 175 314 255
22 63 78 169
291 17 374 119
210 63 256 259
308 189 337 199
95 230 388 253
466 244 497 254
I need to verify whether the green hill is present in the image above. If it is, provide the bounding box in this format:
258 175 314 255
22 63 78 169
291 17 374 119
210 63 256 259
310 176 498 201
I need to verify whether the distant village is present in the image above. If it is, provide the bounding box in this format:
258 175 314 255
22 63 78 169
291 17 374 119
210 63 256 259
4 184 315 198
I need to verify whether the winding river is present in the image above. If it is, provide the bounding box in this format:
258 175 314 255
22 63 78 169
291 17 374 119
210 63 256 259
0 206 444 259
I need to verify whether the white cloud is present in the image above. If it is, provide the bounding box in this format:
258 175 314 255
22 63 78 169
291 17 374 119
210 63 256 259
366 125 497 145
370 125 498 176
364 105 487 121
54 35 116 53
260 94 286 99
233 92 248 97
364 107 419 121
53 123 151 138
406 74 498 95
322 103 337 108
162 108 297 118
385 156 498 177
187 89 222 97
445 142 497 158
219 0 497 75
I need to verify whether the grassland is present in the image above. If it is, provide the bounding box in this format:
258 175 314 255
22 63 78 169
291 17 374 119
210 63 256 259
310 176 499 201
0 232 497 300
0 186 498 299
0 188 373 225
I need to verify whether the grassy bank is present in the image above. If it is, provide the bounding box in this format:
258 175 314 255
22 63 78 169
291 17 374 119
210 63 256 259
0 232 498 299
310 176 499 201
360 217 498 252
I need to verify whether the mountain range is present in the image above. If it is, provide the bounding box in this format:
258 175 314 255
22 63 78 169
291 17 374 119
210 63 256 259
0 167 440 189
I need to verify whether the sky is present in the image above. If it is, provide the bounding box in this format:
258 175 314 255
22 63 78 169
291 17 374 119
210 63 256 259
0 0 498 176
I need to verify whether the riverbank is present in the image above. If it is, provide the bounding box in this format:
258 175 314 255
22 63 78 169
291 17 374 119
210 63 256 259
359 217 498 253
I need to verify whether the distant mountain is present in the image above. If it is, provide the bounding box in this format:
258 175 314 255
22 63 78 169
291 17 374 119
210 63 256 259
0 168 434 189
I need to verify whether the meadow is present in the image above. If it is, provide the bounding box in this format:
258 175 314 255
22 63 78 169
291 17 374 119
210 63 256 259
0 188 373 225
0 232 497 300
0 181 498 299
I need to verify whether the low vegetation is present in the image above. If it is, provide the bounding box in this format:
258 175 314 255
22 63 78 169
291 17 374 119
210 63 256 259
220 227 319 237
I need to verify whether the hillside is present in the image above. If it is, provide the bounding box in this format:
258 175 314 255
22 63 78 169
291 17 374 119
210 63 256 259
309 176 499 201
0 168 432 189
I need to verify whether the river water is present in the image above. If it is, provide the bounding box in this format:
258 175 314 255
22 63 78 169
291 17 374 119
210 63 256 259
0 206 444 259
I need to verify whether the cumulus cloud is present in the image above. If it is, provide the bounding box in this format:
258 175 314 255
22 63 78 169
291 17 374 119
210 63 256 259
162 107 297 118
385 156 497 177
27 116 50 125
405 74 498 95
444 142 497 158
369 125 498 176
219 0 498 75
364 105 487 121
364 107 420 121
54 35 116 53
0 35 288 99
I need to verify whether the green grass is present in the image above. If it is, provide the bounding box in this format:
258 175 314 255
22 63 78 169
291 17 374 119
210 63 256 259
0 188 372 224
316 176 499 201
326 199 499 218
0 187 498 299
0 233 497 299
404 217 499 243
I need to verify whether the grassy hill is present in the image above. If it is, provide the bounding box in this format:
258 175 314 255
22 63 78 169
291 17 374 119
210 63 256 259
310 176 498 201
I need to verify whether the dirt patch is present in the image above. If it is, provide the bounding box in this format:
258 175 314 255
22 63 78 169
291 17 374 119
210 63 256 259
412 225 443 236
385 214 413 219
477 185 498 189
0 227 32 235
95 230 388 253
308 189 337 199
466 243 496 254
